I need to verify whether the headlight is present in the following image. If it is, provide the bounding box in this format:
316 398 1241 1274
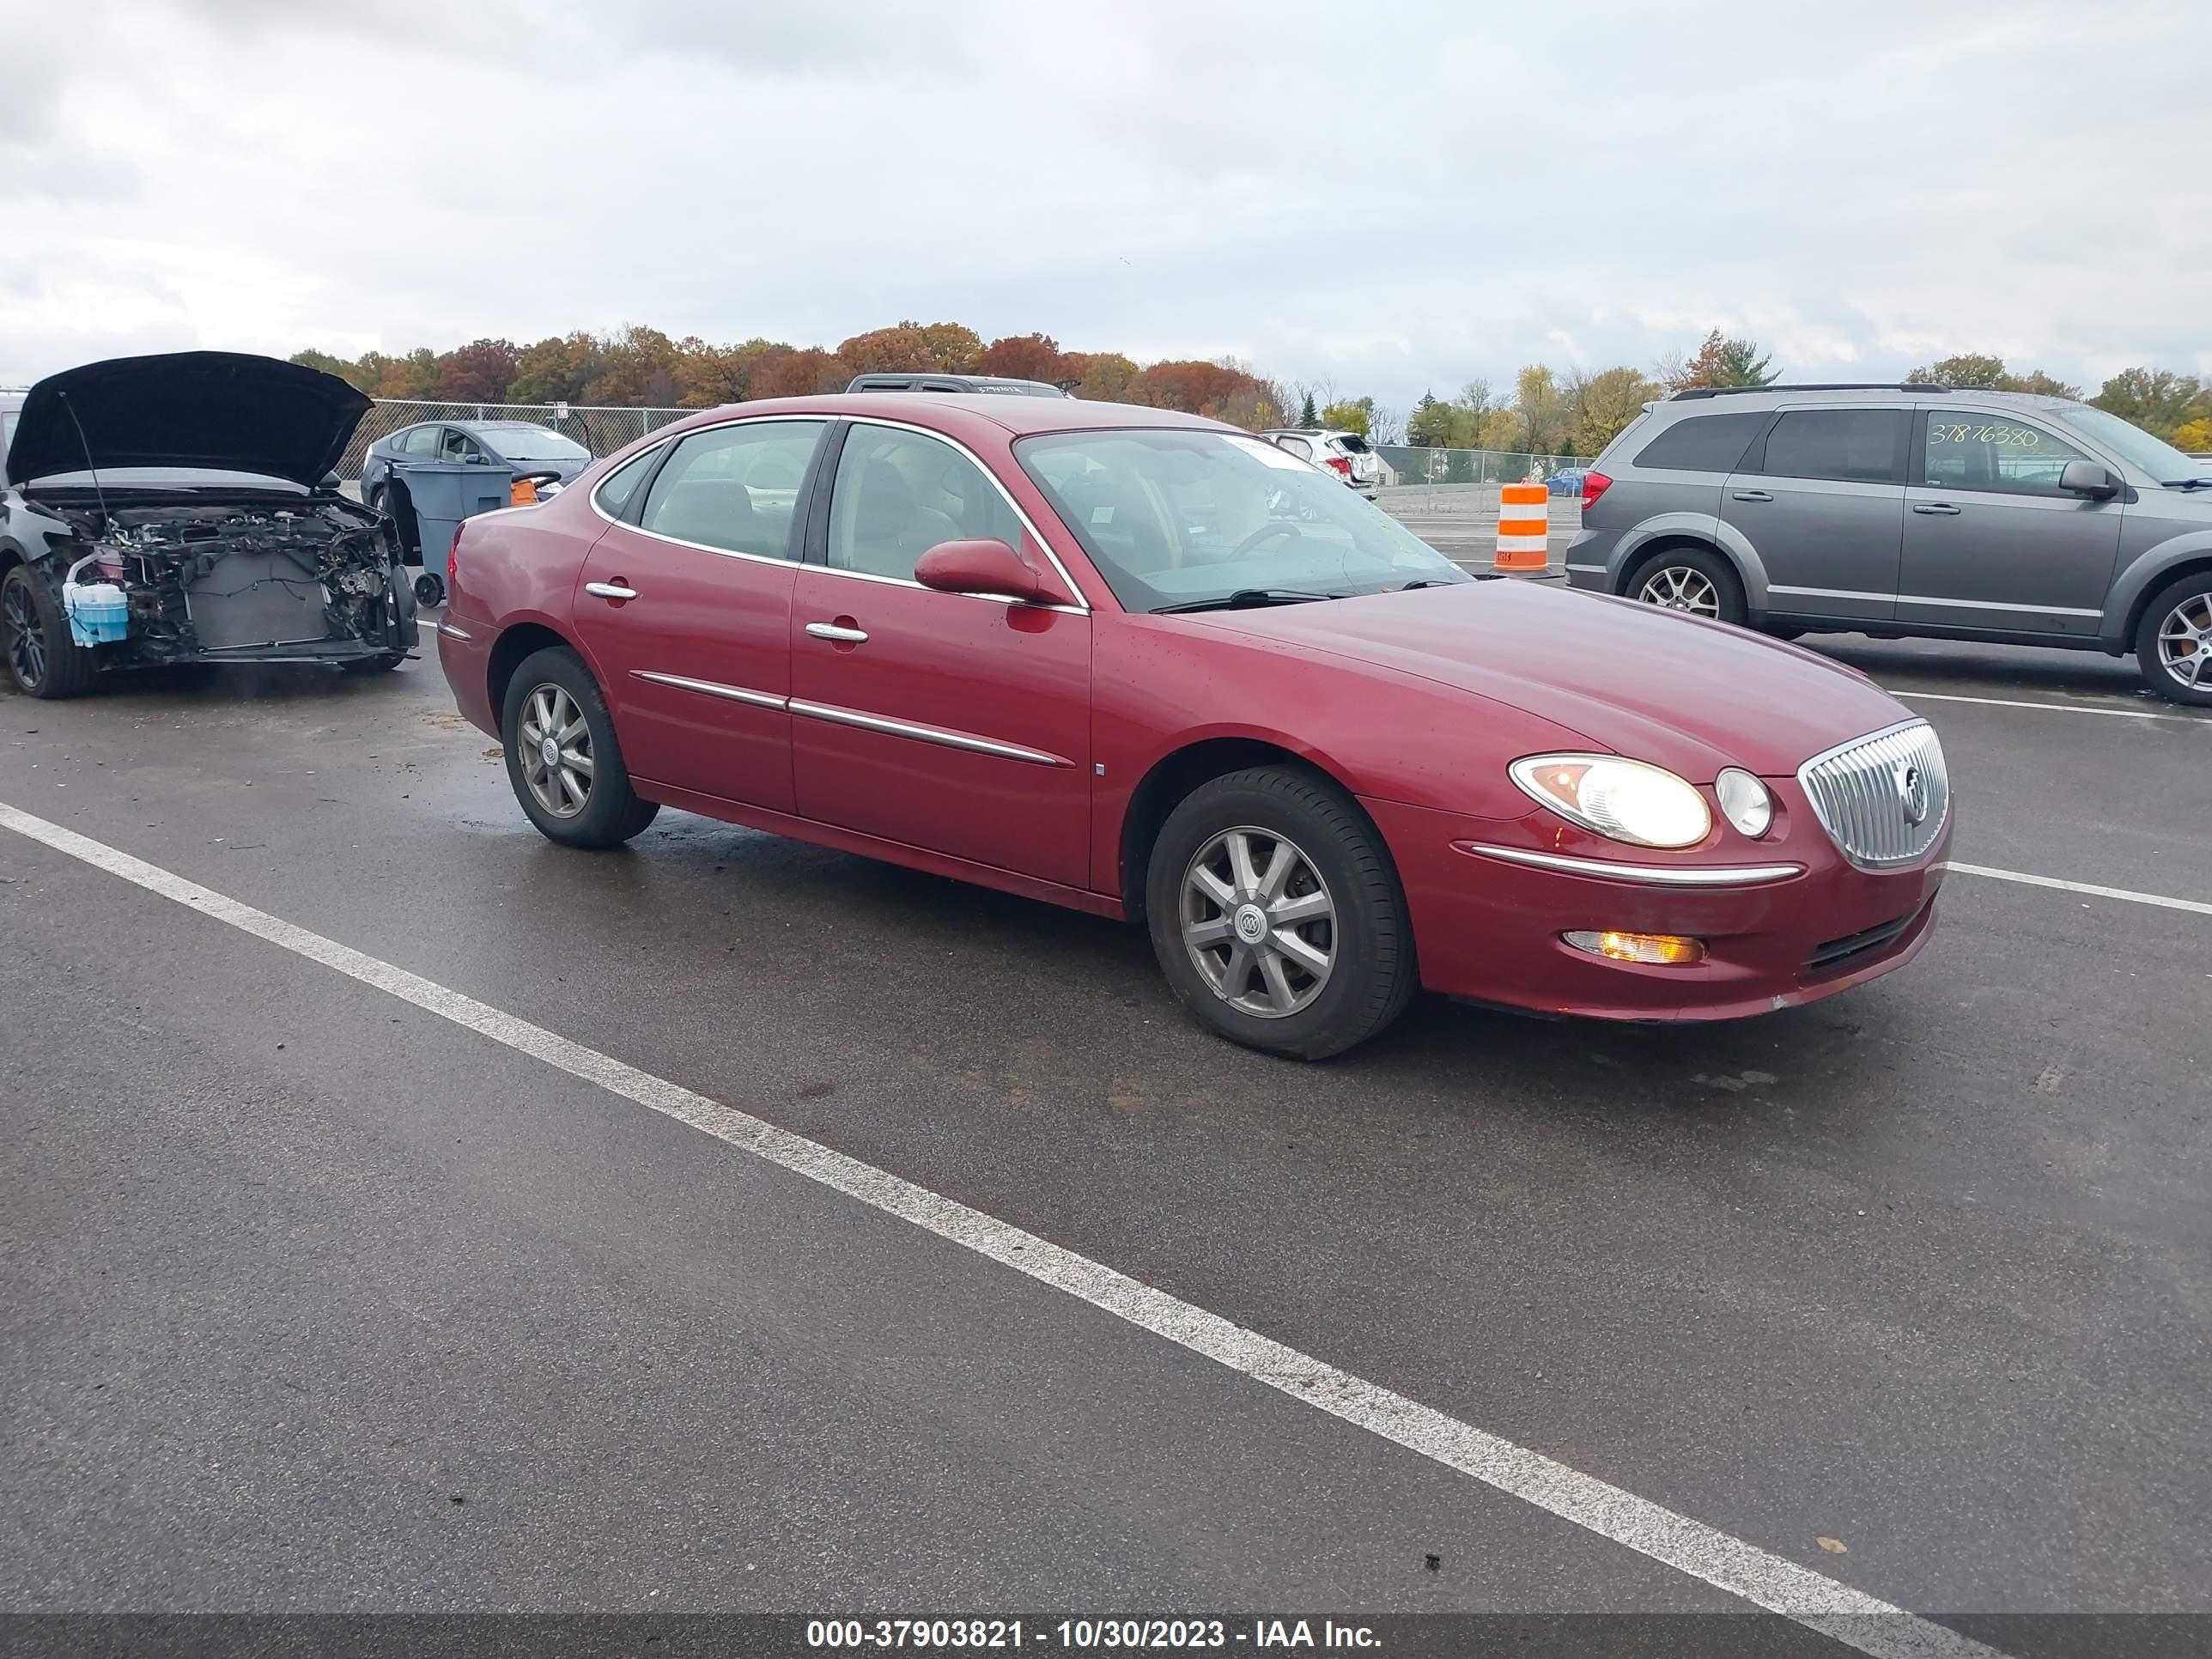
1509 754 1712 849
1715 768 1772 838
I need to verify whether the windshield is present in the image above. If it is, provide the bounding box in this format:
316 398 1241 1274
1016 429 1467 612
2055 406 2209 483
486 425 589 462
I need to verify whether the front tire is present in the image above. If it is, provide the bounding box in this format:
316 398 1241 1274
1626 545 1747 627
500 647 660 848
2136 574 2212 707
2 565 97 699
1145 767 1415 1060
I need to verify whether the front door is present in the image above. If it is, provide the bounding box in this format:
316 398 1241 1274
1719 404 1908 623
788 421 1093 890
572 417 829 812
1899 408 2124 637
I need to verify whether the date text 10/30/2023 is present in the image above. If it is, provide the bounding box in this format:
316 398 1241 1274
805 1618 1383 1649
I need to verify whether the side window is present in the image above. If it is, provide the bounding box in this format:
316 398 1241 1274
1632 411 1768 472
828 426 1022 581
1922 414 2094 496
592 445 664 521
440 428 483 462
1758 409 1905 484
1274 435 1315 460
397 425 437 455
636 421 825 558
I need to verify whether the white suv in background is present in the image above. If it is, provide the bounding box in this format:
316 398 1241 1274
1261 428 1382 497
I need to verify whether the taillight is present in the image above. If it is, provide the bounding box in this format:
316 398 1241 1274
1581 471 1613 511
447 522 465 586
1325 455 1353 477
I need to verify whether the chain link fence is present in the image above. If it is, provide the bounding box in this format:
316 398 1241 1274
340 399 696 480
1370 445 1586 515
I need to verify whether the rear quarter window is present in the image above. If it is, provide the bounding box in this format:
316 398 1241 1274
1632 411 1768 473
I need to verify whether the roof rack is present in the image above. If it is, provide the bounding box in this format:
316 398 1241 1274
1668 383 1948 400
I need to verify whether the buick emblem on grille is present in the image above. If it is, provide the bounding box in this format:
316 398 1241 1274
1894 761 1929 826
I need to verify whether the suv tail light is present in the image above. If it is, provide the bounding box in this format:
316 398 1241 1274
1325 455 1353 477
1581 471 1613 511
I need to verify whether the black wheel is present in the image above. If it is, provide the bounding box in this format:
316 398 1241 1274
413 572 446 606
365 486 386 514
500 646 659 848
1145 766 1416 1060
1626 545 1747 627
2 565 96 699
2136 573 2212 707
337 653 405 676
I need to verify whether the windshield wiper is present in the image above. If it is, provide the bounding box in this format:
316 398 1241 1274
1152 587 1346 614
2160 477 2212 490
1396 579 1466 590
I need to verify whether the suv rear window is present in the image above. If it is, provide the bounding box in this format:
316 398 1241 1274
1335 434 1371 453
1633 412 1766 473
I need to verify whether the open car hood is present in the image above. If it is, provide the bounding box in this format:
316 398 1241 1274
6 351 371 489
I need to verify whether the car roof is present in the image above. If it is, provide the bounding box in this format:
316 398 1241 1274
657 392 1233 440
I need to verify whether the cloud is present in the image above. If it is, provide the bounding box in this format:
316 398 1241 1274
1 0 2205 404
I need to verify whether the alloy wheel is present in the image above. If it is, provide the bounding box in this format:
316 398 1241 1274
517 683 594 818
1179 826 1337 1018
3 580 48 690
2155 590 2212 689
1636 565 1721 617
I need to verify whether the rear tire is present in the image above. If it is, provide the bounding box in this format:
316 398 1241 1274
2136 573 2212 706
500 646 659 848
1145 766 1415 1060
2 565 97 699
1626 545 1747 627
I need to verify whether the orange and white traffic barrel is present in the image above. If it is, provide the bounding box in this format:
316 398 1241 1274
1493 483 1550 574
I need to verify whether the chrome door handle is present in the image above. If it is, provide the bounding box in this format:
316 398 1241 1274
584 580 639 600
1912 503 1962 516
805 622 868 644
1730 489 1773 502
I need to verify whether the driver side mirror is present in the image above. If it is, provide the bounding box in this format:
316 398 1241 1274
2058 459 2119 500
914 538 1073 606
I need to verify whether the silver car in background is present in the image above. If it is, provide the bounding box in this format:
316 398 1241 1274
1261 428 1382 497
1566 384 2212 704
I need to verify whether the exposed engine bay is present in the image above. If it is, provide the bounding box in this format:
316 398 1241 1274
38 491 416 665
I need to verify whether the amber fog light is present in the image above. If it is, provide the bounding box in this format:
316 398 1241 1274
1563 929 1707 966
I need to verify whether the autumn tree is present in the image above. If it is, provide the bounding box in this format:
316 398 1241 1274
1077 353 1141 402
752 347 847 399
1514 365 1565 453
436 338 520 403
1906 354 2081 399
2091 368 2206 440
978 332 1070 384
1663 330 1778 391
288 348 361 386
1571 366 1660 454
1319 398 1374 438
2172 416 2212 453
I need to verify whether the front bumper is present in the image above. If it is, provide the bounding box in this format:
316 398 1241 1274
1368 784 1948 1021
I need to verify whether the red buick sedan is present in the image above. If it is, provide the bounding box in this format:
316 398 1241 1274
437 395 1948 1058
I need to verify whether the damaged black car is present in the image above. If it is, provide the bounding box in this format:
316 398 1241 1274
0 351 416 699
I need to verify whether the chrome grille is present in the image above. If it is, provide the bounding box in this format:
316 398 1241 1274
1796 720 1949 870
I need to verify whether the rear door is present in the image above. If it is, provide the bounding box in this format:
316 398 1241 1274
572 417 830 812
1899 407 2124 637
787 419 1094 890
1720 404 1908 623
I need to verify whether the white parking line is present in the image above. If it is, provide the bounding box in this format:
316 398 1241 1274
1943 861 2212 916
1889 690 2196 722
0 798 2003 1659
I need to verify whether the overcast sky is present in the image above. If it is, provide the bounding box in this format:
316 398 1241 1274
3 0 2204 410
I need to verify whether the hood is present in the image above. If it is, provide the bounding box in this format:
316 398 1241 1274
1190 580 1918 780
7 351 372 488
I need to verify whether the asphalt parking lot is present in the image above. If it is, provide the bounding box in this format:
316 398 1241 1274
3 614 2205 1654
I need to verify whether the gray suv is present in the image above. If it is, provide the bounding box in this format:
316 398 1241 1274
1566 384 2212 704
